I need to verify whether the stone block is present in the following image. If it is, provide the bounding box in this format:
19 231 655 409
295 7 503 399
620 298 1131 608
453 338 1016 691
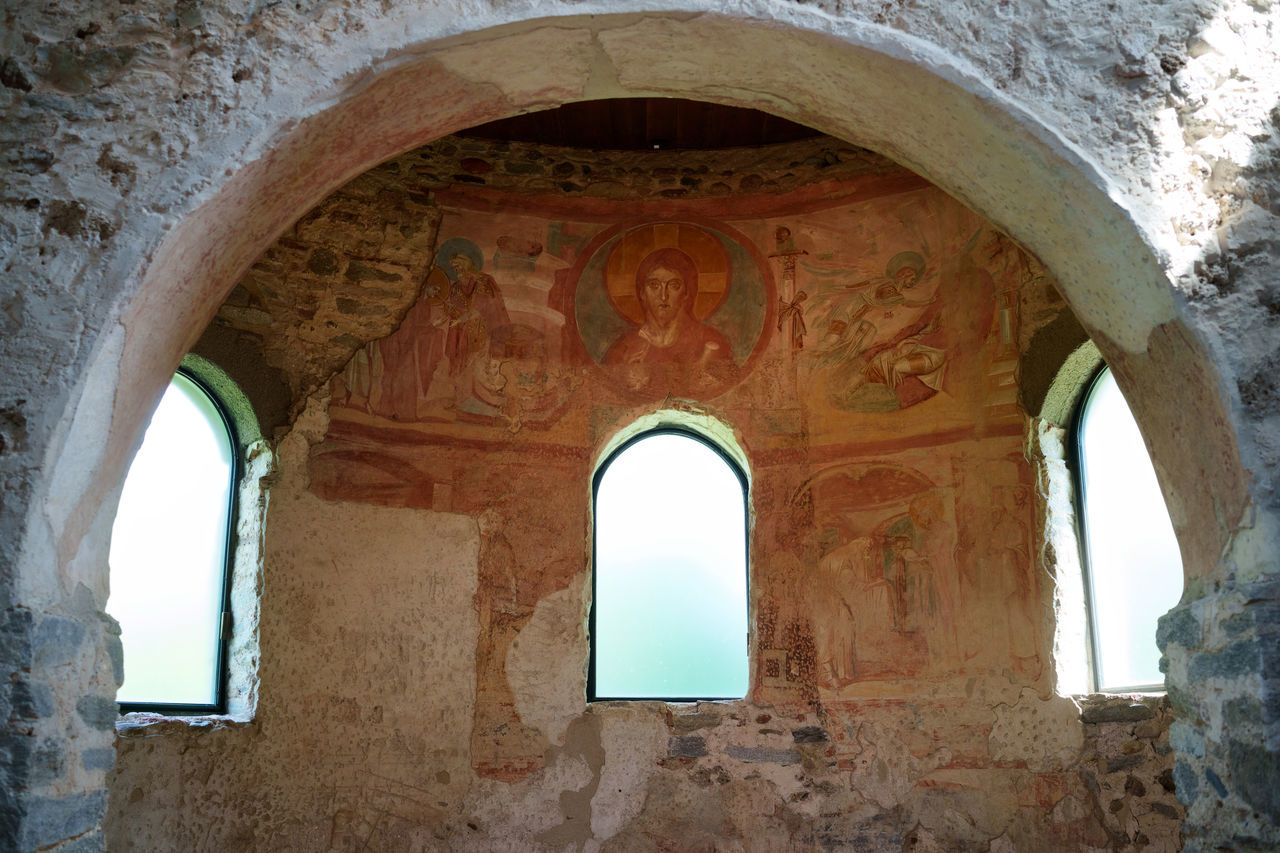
1173 760 1200 805
1157 606 1201 650
726 746 800 766
106 633 123 688
74 695 117 731
1224 697 1263 730
1204 766 1228 798
668 736 708 758
19 790 107 851
1105 753 1145 774
33 616 85 669
670 711 720 734
1228 738 1280 822
1134 717 1165 739
8 679 44 721
1080 701 1157 724
1187 640 1260 681
0 607 32 681
791 726 828 743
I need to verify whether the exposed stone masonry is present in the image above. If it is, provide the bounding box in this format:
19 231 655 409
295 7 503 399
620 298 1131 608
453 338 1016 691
211 168 443 414
410 135 900 201
3 1 1279 850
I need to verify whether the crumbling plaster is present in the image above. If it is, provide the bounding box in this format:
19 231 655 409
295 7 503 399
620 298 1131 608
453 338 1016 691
106 135 1187 848
2 1 1279 850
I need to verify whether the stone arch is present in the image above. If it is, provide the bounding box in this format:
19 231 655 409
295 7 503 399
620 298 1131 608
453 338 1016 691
43 8 1249 677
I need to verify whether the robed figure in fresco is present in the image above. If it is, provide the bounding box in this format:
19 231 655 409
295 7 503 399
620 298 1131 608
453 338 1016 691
435 252 510 378
337 243 511 420
603 247 734 394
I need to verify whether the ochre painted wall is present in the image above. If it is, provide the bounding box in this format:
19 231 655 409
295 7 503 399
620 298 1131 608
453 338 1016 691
108 144 1183 849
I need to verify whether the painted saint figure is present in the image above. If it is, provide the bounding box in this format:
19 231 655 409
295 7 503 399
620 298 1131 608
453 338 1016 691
335 246 511 420
436 253 510 377
813 250 947 411
603 247 733 393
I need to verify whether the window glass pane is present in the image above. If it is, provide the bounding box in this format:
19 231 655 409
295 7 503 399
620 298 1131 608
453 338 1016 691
1079 368 1183 690
594 432 748 699
108 373 233 706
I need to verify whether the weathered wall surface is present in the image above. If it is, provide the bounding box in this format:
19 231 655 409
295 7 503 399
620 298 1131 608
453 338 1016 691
102 144 1188 849
111 394 482 849
3 1 1278 850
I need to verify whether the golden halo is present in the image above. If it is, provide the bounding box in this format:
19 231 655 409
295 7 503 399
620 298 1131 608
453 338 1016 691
604 223 731 325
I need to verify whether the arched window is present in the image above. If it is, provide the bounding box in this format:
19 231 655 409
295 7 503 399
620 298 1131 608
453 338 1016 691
1075 365 1183 692
108 371 237 712
590 429 749 700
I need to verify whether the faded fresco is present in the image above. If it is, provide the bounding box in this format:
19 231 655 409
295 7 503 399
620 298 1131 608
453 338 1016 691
754 443 1041 704
332 233 585 435
572 220 770 398
307 178 1050 780
807 247 946 413
769 192 1035 445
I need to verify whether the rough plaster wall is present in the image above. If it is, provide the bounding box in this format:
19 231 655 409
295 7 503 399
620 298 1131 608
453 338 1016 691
1 1 1278 850
110 395 482 849
110 395 1188 848
103 155 1191 849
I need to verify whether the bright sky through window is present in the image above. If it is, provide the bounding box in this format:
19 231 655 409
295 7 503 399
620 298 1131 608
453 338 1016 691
108 374 233 706
1079 368 1183 690
593 432 748 699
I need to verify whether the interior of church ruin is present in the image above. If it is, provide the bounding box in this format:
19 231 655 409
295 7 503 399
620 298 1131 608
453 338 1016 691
3 3 1279 851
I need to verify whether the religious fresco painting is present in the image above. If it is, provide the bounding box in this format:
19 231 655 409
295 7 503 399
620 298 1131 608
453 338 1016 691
309 183 1048 773
752 442 1041 703
333 233 585 435
759 193 1044 447
807 247 945 414
571 220 771 399
316 191 1035 465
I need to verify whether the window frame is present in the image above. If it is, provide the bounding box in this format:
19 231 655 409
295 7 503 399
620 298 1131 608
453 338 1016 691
114 367 241 716
1070 363 1174 694
588 425 751 702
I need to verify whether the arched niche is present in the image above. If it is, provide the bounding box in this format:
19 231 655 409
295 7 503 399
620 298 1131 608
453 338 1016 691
44 9 1249 608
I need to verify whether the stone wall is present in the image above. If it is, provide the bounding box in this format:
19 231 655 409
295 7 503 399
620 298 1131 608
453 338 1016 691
3 2 1279 851
100 140 1189 849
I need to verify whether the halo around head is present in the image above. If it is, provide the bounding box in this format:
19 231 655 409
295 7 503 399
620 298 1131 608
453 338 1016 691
886 250 926 280
605 223 731 325
436 237 485 281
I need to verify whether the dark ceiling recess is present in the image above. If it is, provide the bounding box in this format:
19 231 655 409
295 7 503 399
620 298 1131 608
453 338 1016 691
461 98 822 151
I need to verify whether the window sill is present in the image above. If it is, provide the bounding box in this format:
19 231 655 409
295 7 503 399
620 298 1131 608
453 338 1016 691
115 711 255 738
588 697 746 707
1076 693 1169 725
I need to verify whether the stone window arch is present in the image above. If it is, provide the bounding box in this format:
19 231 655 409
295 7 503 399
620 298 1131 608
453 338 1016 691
590 426 750 701
1032 339 1184 695
1073 364 1183 692
110 356 270 718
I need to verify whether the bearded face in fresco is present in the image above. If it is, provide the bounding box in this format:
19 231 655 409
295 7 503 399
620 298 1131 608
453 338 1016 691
639 263 690 330
601 247 734 394
573 220 771 400
604 248 732 363
450 253 477 277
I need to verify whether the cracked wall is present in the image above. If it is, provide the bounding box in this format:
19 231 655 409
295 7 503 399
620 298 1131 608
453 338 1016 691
4 2 1279 851
101 137 1188 850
